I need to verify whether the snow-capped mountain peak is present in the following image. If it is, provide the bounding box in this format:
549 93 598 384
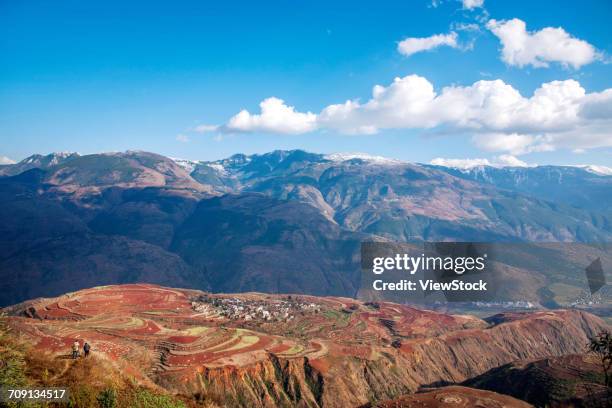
324 152 404 165
575 165 612 176
171 158 201 173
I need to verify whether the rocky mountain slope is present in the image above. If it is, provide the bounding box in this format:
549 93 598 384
4 284 608 407
0 150 610 306
171 193 363 295
430 163 612 212
0 169 207 304
0 152 79 176
186 150 612 242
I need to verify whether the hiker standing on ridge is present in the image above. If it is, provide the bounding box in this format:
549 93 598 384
83 341 91 358
72 339 80 359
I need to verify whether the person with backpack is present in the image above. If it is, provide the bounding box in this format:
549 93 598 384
83 341 91 357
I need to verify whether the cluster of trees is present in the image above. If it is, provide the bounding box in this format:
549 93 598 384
589 330 612 389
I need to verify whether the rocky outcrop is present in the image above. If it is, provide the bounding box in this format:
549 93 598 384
187 356 324 408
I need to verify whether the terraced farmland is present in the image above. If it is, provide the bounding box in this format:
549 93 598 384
4 284 609 407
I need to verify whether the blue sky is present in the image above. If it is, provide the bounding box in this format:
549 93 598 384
1 0 611 166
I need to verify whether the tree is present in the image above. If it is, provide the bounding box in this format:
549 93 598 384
0 314 36 408
588 330 612 388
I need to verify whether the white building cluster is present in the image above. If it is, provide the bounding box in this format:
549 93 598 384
191 295 320 322
570 286 611 307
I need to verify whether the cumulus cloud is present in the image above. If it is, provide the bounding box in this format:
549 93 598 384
487 18 598 69
318 75 439 134
580 89 612 120
320 76 580 133
215 74 612 155
320 75 612 153
0 156 15 165
224 97 317 135
397 32 458 57
462 0 484 9
471 133 553 155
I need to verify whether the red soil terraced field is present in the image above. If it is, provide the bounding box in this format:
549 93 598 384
3 284 609 408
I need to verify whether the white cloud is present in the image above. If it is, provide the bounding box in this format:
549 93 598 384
430 157 491 168
580 89 612 120
471 133 552 155
319 75 612 154
486 18 598 69
462 0 484 9
318 75 439 134
397 32 458 57
225 97 317 135
216 74 612 155
176 134 190 143
193 124 219 133
320 76 580 134
0 156 15 165
495 154 529 167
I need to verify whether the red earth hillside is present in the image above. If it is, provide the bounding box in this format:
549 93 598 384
4 284 608 408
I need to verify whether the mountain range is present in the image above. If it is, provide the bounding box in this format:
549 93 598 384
0 150 610 307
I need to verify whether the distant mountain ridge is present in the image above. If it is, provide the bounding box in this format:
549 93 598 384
428 163 612 211
4 149 610 197
0 149 610 306
0 152 80 176
178 149 612 241
180 149 612 211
